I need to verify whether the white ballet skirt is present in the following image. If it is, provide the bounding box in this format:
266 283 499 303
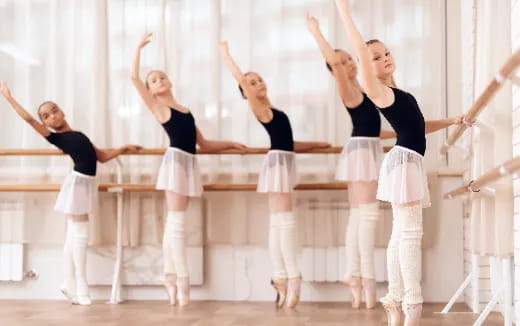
257 150 298 193
376 145 431 207
55 170 97 215
335 137 383 182
156 147 203 197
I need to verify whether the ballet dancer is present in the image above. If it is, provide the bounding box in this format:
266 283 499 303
131 33 246 307
307 13 396 309
219 40 331 309
334 0 463 324
0 81 142 305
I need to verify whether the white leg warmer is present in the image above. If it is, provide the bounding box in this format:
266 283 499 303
345 207 361 279
358 203 379 279
278 211 299 279
385 205 404 303
396 204 423 304
71 220 89 297
62 218 76 295
269 213 288 279
164 211 188 278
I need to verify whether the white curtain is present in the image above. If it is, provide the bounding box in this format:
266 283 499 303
0 0 447 247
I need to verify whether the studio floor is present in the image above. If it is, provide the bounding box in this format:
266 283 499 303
0 300 504 326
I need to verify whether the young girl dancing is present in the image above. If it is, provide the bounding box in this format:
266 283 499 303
1 81 142 305
307 13 396 309
131 33 246 307
219 41 330 308
334 1 463 324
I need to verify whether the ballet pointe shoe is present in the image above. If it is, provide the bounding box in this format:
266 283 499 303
403 303 422 326
381 296 402 326
344 277 361 309
286 276 302 309
75 281 91 306
362 278 377 309
76 295 92 306
60 286 78 305
270 278 288 308
163 274 177 305
176 277 190 307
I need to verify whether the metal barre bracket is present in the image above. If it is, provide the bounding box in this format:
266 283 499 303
468 180 480 193
463 117 476 128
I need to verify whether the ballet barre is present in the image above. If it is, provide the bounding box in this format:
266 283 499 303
439 49 520 326
444 156 520 199
0 182 349 192
0 145 397 303
441 49 520 154
442 156 520 326
0 146 392 156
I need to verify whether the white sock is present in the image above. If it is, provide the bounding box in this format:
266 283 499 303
358 203 379 280
345 207 361 280
278 211 299 279
397 204 423 304
62 219 76 294
165 211 188 278
269 213 287 279
71 220 89 297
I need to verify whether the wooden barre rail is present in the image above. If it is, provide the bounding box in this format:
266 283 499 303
444 156 520 199
443 49 520 151
0 182 349 192
0 146 392 156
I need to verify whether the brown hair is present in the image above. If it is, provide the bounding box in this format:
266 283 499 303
366 39 381 46
365 39 397 87
37 101 58 120
145 70 164 89
325 49 344 72
238 72 254 99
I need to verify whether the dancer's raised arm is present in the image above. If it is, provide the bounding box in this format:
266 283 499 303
218 41 269 116
131 32 165 119
306 13 363 107
0 81 50 137
334 0 393 106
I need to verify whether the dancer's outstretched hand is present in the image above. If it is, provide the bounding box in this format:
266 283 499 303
137 32 152 49
306 13 320 33
230 142 247 151
452 115 465 125
122 144 144 154
0 80 11 98
218 41 229 54
315 142 332 149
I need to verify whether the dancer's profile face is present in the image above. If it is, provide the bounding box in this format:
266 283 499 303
367 41 395 77
38 101 66 129
336 50 357 78
244 72 267 99
146 71 173 95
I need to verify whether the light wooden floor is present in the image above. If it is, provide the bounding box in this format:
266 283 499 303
0 300 504 326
